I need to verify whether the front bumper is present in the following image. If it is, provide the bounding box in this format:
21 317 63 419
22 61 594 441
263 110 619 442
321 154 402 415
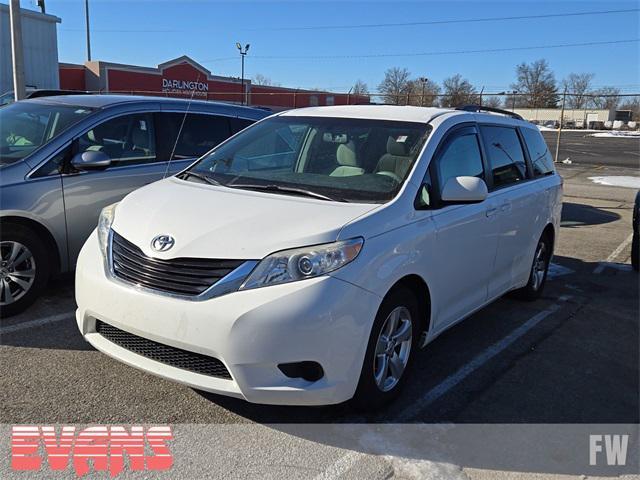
75 232 381 406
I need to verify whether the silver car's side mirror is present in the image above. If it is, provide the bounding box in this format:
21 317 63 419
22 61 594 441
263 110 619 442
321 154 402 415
71 151 112 171
441 176 488 204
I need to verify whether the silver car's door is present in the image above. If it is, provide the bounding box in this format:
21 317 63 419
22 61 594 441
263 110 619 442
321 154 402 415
62 111 243 267
62 112 167 266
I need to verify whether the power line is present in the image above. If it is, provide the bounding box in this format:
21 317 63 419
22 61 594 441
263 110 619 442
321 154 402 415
249 39 640 60
60 8 639 33
253 8 640 31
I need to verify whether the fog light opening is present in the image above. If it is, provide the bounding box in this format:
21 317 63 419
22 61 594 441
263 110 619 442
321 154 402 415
278 361 324 382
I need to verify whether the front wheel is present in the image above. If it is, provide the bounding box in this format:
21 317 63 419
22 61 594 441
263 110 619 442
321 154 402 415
632 231 638 272
0 224 50 317
514 233 552 301
352 287 419 411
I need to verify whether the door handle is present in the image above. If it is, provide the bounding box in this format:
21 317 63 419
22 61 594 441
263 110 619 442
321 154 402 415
486 207 498 217
500 201 512 213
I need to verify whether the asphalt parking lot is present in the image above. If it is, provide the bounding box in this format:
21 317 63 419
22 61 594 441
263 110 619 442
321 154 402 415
541 130 640 168
1 134 639 479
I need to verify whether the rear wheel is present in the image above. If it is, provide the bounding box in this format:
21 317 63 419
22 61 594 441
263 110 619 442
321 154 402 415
0 224 50 317
352 287 419 411
514 232 552 301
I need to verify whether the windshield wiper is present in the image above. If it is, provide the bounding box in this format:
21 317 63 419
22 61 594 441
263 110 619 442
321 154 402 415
177 171 222 186
228 183 347 202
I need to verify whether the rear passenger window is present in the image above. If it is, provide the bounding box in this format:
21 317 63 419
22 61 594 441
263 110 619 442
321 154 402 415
521 128 555 177
230 117 255 134
480 126 528 188
161 113 231 159
437 133 484 188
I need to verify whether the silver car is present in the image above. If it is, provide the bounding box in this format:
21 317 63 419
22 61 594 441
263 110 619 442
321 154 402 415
0 95 268 316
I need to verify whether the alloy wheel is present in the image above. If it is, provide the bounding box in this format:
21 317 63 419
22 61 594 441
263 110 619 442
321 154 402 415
373 306 412 392
531 241 547 291
0 241 36 306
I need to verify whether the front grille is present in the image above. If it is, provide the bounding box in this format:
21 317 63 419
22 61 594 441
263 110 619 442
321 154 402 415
110 231 244 296
96 320 232 379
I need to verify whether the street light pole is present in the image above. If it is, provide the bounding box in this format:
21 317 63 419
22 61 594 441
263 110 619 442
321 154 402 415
9 0 26 101
236 43 250 105
84 0 92 61
418 77 427 106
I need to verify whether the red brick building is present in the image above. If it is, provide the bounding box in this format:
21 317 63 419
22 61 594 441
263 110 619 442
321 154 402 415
59 55 368 110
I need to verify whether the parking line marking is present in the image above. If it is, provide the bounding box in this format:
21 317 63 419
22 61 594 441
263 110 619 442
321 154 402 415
313 451 362 480
0 311 75 335
593 233 633 274
393 298 570 423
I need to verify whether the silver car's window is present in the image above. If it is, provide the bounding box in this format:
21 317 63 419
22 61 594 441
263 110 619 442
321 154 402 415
0 102 94 166
189 116 431 203
76 113 156 167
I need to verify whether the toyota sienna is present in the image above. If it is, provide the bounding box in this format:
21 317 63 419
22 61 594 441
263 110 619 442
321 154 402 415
75 105 562 409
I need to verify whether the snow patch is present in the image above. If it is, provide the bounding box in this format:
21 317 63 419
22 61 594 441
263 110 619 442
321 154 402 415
588 176 640 189
588 131 640 138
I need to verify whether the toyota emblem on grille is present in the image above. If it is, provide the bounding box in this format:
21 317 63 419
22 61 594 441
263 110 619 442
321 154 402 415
151 234 175 252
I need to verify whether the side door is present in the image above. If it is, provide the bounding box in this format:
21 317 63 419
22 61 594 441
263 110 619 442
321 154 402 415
422 125 500 330
62 111 166 266
157 112 237 176
479 124 541 298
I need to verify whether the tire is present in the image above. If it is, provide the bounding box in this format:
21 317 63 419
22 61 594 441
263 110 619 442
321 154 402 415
514 232 552 301
352 286 419 411
632 231 639 272
0 224 50 317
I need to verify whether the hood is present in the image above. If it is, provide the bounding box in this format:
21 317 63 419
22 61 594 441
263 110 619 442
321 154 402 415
111 177 378 260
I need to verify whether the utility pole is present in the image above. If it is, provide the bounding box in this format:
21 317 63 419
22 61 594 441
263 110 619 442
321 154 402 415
418 77 427 106
479 86 484 106
9 0 26 101
236 43 250 105
554 87 568 163
84 0 92 61
511 90 518 112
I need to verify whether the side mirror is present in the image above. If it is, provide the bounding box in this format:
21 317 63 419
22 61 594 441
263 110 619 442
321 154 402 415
441 176 488 204
71 150 111 171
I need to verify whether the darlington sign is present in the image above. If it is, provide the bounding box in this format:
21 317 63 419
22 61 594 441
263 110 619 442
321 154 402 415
162 78 209 92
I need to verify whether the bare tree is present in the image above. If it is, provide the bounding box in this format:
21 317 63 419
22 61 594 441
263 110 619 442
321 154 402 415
562 73 594 109
440 74 478 107
483 95 503 108
352 79 369 95
590 86 621 110
407 78 441 106
253 73 280 86
378 67 412 105
511 59 558 108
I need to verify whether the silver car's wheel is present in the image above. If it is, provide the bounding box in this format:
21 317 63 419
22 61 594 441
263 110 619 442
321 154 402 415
0 241 36 306
531 241 547 292
373 306 413 392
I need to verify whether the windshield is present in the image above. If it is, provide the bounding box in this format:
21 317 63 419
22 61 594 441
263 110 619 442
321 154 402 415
0 101 94 165
187 116 431 203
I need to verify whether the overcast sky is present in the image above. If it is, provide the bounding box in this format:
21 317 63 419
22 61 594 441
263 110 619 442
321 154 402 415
17 0 640 93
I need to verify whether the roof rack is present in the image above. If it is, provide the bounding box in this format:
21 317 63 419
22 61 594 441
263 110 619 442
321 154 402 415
456 105 523 120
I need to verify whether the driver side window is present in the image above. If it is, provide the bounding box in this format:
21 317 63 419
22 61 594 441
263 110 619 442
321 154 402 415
437 133 484 188
76 113 156 167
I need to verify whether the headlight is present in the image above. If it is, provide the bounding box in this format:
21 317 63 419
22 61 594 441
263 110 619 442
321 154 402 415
240 238 364 290
97 203 118 259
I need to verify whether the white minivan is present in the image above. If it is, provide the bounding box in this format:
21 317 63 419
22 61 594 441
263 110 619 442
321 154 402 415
75 105 562 409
